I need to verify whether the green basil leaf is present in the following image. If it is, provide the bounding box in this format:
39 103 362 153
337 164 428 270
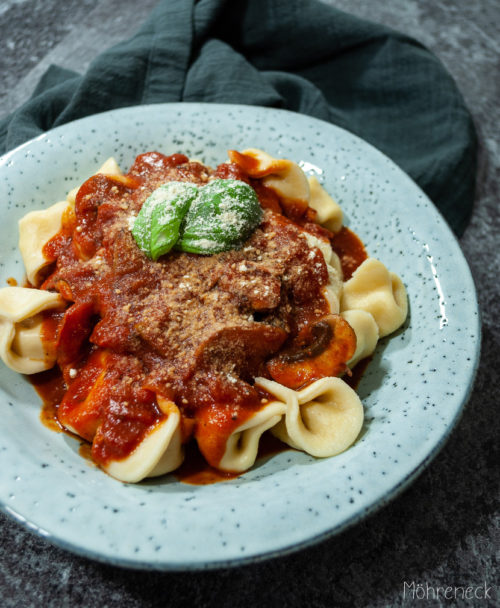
178 179 262 254
131 182 198 260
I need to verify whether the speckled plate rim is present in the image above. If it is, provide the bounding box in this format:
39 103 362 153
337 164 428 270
0 103 481 570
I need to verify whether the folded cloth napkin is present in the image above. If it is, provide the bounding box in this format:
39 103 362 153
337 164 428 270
0 0 476 235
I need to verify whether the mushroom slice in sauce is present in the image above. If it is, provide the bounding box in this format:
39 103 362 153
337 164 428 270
266 314 356 390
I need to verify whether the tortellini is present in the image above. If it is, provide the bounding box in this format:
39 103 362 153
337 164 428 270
303 232 343 314
228 148 310 216
57 355 184 483
6 150 409 484
102 397 184 483
307 175 343 233
228 148 343 233
341 257 408 337
256 376 364 457
19 200 69 286
324 254 344 315
218 401 287 472
0 286 64 374
341 309 379 368
19 157 124 286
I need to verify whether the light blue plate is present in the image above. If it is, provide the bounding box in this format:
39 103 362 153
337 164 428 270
0 104 480 569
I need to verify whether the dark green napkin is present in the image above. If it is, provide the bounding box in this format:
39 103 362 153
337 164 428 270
0 0 476 235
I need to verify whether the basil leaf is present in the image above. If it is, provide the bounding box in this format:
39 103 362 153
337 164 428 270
132 179 262 258
178 179 262 254
132 182 198 260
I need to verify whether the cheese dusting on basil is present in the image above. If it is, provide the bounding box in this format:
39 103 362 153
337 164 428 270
131 179 262 258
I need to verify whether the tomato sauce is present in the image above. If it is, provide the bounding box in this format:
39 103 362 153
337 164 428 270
30 151 369 481
330 226 367 280
174 442 240 485
78 441 94 463
344 356 372 390
34 367 66 432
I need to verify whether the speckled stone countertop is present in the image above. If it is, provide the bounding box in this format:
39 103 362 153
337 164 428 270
0 1 498 606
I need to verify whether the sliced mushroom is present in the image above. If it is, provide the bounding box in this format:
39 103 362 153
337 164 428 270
266 314 356 390
194 324 287 380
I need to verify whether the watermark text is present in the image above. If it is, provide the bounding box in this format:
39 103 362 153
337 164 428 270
403 581 492 601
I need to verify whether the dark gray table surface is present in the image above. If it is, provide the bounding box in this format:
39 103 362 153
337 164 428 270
0 1 498 606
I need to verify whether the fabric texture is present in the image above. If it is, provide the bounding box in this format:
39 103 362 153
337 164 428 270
0 0 476 235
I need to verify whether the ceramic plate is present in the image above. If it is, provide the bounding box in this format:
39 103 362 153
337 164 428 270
0 104 480 569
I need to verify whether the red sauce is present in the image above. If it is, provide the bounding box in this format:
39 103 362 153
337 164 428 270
91 392 165 465
257 432 290 459
30 151 369 481
228 150 309 219
174 442 240 485
344 356 372 390
34 311 67 431
226 150 261 175
330 226 367 280
42 205 75 262
213 161 251 184
40 308 64 364
32 363 290 485
78 441 94 463
250 180 283 214
175 427 290 486
33 367 66 432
